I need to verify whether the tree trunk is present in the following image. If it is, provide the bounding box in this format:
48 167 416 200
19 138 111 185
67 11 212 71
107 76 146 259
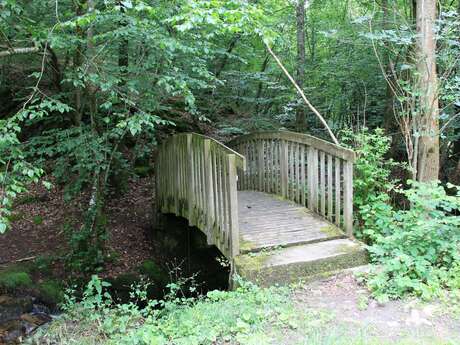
382 0 394 131
118 1 129 86
415 0 439 181
254 54 270 114
73 0 85 126
295 0 307 131
86 0 98 131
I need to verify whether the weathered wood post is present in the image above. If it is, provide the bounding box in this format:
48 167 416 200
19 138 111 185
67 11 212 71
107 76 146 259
186 134 196 227
227 154 239 257
307 146 318 212
204 139 214 244
258 140 264 192
280 140 288 198
343 160 353 237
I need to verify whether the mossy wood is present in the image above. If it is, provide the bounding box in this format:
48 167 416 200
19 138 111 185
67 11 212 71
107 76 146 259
156 133 246 258
229 130 355 237
156 131 362 285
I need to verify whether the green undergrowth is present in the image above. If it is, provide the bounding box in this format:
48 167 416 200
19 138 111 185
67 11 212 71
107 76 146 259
27 274 460 345
0 269 33 291
0 256 65 306
29 276 324 345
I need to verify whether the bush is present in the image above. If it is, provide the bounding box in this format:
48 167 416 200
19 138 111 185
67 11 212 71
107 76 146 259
38 280 64 306
32 276 310 345
362 181 460 301
138 260 168 285
341 127 400 240
0 271 33 291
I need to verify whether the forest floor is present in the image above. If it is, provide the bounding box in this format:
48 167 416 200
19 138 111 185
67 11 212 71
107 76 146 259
2 175 460 344
277 272 460 344
0 177 155 277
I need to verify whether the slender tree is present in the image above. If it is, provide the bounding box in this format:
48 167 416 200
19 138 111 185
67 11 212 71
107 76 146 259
295 0 307 131
415 0 440 181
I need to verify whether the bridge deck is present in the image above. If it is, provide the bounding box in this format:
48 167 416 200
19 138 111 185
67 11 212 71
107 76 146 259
238 191 345 253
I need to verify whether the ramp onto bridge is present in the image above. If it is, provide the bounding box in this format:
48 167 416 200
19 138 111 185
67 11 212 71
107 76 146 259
156 131 367 286
238 191 344 252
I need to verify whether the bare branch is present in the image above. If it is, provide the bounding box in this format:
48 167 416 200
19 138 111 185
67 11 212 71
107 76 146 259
0 46 41 58
264 42 339 145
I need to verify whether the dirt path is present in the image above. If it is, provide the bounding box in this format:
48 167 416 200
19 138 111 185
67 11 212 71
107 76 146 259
281 271 460 344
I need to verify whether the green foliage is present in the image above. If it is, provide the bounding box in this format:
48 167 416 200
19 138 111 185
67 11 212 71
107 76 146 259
363 181 460 301
32 214 43 225
38 280 64 305
138 260 168 286
0 270 33 291
341 127 400 239
64 205 108 275
33 255 54 276
33 275 309 345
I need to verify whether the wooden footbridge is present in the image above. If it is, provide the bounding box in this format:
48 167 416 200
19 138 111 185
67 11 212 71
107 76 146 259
155 131 367 286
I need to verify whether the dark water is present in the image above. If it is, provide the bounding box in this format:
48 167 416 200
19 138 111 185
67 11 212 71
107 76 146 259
0 297 54 344
148 214 230 294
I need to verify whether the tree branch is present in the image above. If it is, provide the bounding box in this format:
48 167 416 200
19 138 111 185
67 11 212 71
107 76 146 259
264 42 339 145
0 47 41 58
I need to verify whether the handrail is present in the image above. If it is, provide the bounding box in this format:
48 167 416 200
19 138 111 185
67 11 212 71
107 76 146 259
229 130 355 237
156 133 246 258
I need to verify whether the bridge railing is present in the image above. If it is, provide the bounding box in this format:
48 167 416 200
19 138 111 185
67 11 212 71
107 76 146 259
156 133 246 258
229 131 355 237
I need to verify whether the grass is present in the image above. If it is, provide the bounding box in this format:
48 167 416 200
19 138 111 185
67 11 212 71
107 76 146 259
31 278 323 345
28 276 460 345
0 264 34 291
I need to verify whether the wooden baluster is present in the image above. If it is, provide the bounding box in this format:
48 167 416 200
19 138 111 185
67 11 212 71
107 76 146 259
335 157 341 227
320 151 326 216
176 137 181 214
193 139 199 223
280 140 288 198
204 139 214 243
327 154 333 221
270 139 275 193
296 143 300 203
221 153 229 249
343 160 353 237
288 142 293 201
307 147 318 212
258 140 264 192
212 148 220 244
186 134 195 226
264 140 269 192
200 142 206 227
227 154 239 257
300 145 306 206
250 142 253 190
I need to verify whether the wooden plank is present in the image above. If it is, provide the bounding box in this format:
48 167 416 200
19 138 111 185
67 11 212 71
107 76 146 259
320 151 326 216
227 154 240 257
327 154 333 221
186 134 195 226
237 191 344 252
289 141 294 200
275 139 279 194
335 157 341 227
296 143 300 203
258 140 264 191
228 130 355 162
204 139 214 243
280 140 288 198
307 147 318 212
211 148 219 240
343 160 353 237
222 153 229 249
300 145 306 206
